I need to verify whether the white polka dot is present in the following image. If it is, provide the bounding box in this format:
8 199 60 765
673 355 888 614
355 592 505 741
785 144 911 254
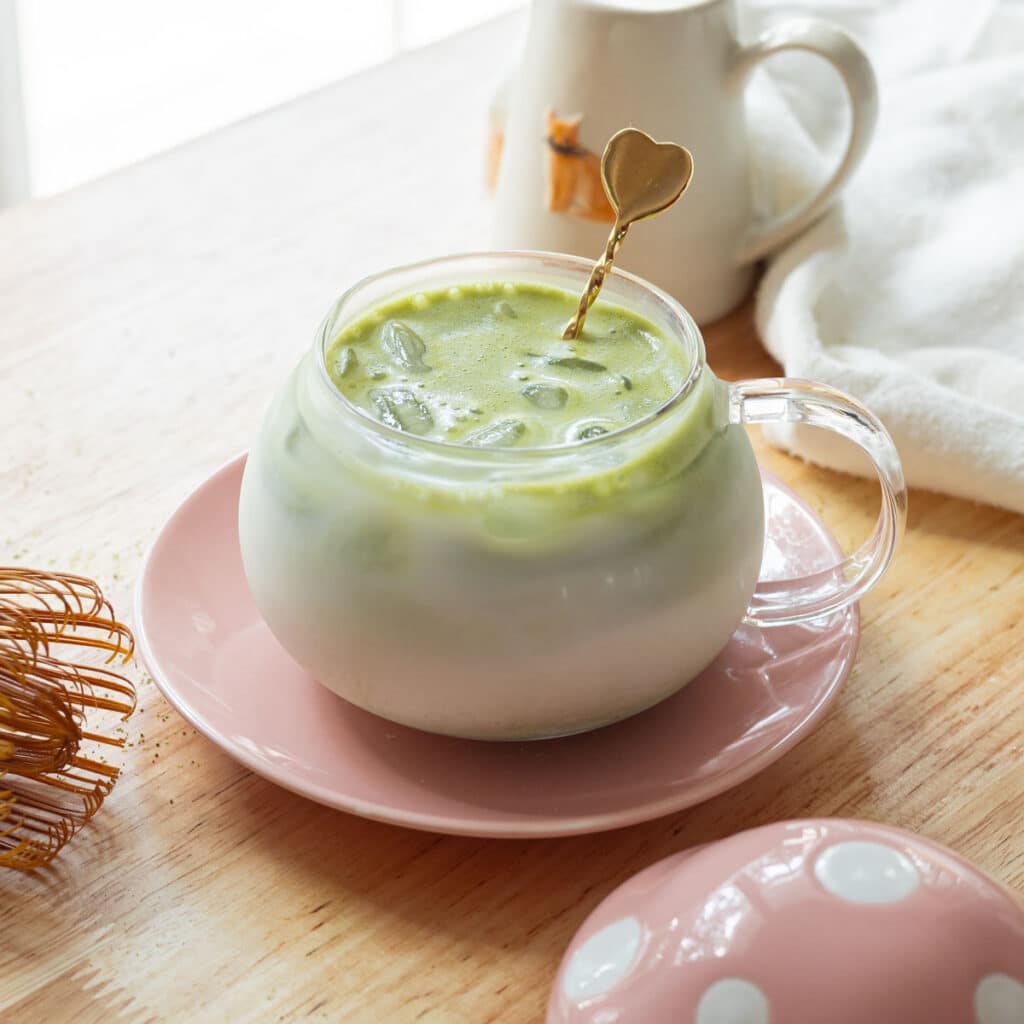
975 973 1024 1023
696 978 770 1024
562 916 643 1003
814 840 920 904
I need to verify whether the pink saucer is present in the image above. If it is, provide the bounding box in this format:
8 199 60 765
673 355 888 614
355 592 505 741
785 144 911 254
134 455 859 838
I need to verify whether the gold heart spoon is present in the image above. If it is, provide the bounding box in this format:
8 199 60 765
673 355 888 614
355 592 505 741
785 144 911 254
562 128 694 340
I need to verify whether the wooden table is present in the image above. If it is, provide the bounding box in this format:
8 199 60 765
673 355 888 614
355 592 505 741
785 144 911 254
2 16 1021 1023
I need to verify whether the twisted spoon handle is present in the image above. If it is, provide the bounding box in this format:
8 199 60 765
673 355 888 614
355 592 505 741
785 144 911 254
562 221 629 340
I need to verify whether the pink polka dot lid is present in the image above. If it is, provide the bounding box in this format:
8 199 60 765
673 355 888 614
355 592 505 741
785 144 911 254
548 819 1024 1023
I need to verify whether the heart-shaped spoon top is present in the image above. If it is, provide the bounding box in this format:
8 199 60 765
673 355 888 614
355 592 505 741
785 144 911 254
562 128 693 340
603 127 694 225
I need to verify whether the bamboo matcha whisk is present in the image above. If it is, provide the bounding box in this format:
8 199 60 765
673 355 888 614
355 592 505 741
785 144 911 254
0 567 136 871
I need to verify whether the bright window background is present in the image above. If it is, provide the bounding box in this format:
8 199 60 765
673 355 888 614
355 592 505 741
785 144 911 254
16 0 523 197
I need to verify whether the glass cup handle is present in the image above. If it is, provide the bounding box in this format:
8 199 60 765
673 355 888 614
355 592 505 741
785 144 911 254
730 378 907 627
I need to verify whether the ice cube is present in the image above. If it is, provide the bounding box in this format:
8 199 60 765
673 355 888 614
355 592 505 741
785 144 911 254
465 418 527 448
494 300 517 318
334 346 358 377
521 382 568 410
380 320 430 373
525 342 573 362
370 387 434 434
548 356 607 372
576 424 609 441
284 422 313 457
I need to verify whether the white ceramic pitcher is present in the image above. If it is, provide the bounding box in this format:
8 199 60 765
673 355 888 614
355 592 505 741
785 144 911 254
490 0 878 323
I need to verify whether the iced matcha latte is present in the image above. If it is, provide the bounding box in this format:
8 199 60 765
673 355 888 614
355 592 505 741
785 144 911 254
325 281 688 447
238 253 767 740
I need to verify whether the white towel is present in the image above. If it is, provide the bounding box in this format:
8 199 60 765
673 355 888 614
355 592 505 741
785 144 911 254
743 0 1024 514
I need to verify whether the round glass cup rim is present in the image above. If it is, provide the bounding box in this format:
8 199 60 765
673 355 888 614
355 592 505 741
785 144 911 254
314 250 707 458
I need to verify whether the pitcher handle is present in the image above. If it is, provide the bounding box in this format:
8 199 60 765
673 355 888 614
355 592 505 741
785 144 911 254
731 378 906 626
731 19 878 263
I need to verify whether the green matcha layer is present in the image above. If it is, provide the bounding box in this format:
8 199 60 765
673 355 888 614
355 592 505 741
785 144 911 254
324 282 689 447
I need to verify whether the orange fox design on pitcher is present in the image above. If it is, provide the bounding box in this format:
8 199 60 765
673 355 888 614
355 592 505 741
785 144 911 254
545 110 615 224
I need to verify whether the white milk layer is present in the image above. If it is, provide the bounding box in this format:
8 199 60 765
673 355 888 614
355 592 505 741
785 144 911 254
238 356 765 740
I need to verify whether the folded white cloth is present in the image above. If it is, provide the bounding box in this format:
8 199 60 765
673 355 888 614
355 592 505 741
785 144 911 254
744 0 1024 514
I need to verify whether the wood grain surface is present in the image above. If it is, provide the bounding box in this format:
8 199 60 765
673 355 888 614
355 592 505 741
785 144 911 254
1 15 1021 1023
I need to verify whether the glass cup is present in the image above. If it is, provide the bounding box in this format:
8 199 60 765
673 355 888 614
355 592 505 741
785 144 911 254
238 252 906 741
